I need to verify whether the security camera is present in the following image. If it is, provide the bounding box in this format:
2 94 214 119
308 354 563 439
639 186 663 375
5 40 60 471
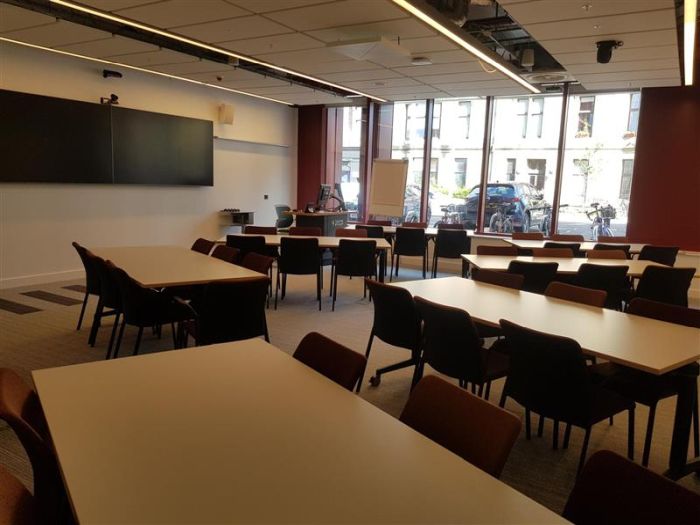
100 94 119 105
103 69 123 79
596 40 623 64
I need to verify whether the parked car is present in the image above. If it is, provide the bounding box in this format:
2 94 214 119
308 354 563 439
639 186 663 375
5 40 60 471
403 184 432 223
462 183 551 233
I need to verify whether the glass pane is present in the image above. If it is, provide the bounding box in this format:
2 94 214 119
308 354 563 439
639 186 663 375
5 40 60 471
391 101 426 223
428 97 486 227
486 95 563 234
557 92 640 240
340 106 363 221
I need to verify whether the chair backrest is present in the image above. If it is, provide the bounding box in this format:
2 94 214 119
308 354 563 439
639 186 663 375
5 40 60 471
394 227 426 256
628 298 700 328
400 375 521 478
471 268 524 290
355 225 385 238
587 249 627 260
274 204 293 229
402 222 428 228
597 235 628 242
437 223 465 230
544 242 581 257
244 226 277 235
210 245 240 264
110 263 176 325
414 297 485 384
192 278 269 345
367 219 392 226
335 240 377 277
0 369 57 512
293 332 367 391
289 226 322 236
563 450 700 525
551 234 584 242
506 261 559 294
226 235 267 259
335 228 367 238
635 266 696 307
512 232 544 240
365 279 421 351
435 229 470 259
531 247 574 258
0 465 35 525
594 243 631 258
638 245 679 266
279 237 320 275
92 254 121 310
574 263 629 309
240 252 274 276
476 245 518 256
545 282 607 308
191 238 215 255
499 320 593 422
71 241 100 294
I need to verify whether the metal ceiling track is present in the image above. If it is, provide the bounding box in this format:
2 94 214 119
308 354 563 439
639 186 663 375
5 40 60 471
3 0 356 99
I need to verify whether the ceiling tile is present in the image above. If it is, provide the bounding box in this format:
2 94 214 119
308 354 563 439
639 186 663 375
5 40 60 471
413 70 509 86
174 15 292 43
580 78 680 90
303 60 384 74
399 36 458 54
556 45 678 66
220 33 324 55
539 29 677 55
434 79 520 92
227 0 332 14
150 60 233 75
366 85 444 96
1 20 108 47
0 4 56 33
576 68 679 83
105 48 197 66
567 58 680 75
307 18 433 43
344 77 425 89
115 0 248 28
57 35 158 57
393 61 482 76
503 0 673 26
183 68 292 89
80 0 160 11
445 86 526 97
318 69 404 82
245 84 319 95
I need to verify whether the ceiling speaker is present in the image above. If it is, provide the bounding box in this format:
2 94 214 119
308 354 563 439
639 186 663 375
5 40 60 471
218 103 234 125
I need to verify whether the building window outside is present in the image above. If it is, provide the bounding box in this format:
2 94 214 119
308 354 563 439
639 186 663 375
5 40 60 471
517 98 529 138
527 159 546 190
412 157 424 185
430 158 439 185
531 97 544 138
405 102 426 141
458 100 471 138
432 102 442 139
454 158 467 187
628 93 641 133
577 96 595 136
506 158 516 181
620 159 634 199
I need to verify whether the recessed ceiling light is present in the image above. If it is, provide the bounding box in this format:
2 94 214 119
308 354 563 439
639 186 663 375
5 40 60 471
593 25 601 30
581 4 592 12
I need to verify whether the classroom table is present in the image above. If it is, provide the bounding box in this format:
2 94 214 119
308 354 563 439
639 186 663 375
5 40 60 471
229 234 392 282
392 277 700 479
504 239 646 254
91 245 264 288
461 255 669 278
33 339 565 524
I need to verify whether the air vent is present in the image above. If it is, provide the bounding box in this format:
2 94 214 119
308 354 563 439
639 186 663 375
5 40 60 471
522 71 577 84
327 37 410 62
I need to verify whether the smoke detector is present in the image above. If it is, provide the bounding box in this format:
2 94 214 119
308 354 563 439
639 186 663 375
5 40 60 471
521 70 576 84
411 56 433 66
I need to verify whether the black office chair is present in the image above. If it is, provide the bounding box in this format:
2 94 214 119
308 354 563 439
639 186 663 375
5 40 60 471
276 237 322 310
633 266 696 307
574 263 630 310
227 234 267 259
391 227 427 280
331 239 377 311
355 225 384 238
274 204 293 230
499 320 635 474
414 297 509 399
471 268 524 340
360 279 421 392
507 260 559 294
637 245 679 266
431 229 470 278
594 243 632 259
544 241 583 258
71 241 101 331
91 255 123 359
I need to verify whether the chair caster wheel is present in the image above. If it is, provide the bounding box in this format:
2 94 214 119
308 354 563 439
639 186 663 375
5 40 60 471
369 375 381 387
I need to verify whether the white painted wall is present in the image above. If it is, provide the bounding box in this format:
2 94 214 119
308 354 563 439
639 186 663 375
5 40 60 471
0 42 297 288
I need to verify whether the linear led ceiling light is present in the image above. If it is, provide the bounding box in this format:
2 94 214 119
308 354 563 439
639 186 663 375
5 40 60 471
685 0 697 85
0 37 293 106
391 0 540 94
49 0 387 102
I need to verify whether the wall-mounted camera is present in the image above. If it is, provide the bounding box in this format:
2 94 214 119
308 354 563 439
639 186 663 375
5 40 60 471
103 69 122 79
596 40 623 64
100 94 119 105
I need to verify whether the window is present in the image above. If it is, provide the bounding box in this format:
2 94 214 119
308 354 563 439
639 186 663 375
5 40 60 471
338 106 363 216
458 101 471 138
517 98 529 138
454 158 467 187
412 157 424 184
405 102 426 141
573 158 590 176
392 101 428 223
430 158 439 185
620 159 634 199
577 96 595 136
506 158 516 181
531 97 544 138
432 103 442 139
527 159 546 190
628 93 641 133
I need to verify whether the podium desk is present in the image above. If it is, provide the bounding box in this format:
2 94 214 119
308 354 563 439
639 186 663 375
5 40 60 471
293 211 348 236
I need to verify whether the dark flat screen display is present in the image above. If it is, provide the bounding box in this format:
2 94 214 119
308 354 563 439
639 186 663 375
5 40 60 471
112 106 213 186
0 90 113 183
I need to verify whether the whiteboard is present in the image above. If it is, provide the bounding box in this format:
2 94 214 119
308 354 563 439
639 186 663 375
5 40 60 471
368 159 408 217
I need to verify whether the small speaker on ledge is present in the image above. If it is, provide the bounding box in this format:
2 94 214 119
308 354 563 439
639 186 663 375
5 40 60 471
218 103 234 125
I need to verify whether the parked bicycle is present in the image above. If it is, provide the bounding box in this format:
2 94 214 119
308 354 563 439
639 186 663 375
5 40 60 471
488 202 514 234
587 202 616 240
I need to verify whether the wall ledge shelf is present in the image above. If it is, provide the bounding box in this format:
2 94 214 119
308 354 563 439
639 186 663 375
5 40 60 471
214 136 289 148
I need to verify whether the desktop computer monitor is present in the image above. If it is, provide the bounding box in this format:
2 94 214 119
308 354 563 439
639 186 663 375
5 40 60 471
316 184 331 210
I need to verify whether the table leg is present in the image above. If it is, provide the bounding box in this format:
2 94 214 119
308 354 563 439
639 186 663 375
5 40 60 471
378 249 387 283
664 364 700 480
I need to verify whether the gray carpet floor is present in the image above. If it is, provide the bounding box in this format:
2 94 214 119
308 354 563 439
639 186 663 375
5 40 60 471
1 265 698 519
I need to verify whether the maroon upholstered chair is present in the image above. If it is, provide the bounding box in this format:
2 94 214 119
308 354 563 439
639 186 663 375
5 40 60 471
512 232 543 240
243 226 277 234
0 465 35 525
191 238 215 255
289 226 322 236
475 245 518 256
335 228 367 238
293 332 367 391
210 245 240 264
71 241 101 331
545 282 606 308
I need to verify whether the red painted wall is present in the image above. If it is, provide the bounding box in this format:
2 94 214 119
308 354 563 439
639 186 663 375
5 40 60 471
296 105 326 208
626 86 700 251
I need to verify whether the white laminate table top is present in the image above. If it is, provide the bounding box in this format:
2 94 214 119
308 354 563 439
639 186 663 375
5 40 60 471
91 245 264 288
393 277 700 376
229 233 391 250
504 239 646 253
33 339 565 524
462 255 670 278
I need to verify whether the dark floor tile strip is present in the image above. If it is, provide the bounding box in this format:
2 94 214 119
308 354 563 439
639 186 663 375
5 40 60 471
0 298 41 314
63 285 86 293
21 291 82 306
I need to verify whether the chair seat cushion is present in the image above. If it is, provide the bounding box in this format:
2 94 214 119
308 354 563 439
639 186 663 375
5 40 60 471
482 348 509 381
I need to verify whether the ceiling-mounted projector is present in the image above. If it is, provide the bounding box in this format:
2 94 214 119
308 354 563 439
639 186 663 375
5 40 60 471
327 36 410 62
